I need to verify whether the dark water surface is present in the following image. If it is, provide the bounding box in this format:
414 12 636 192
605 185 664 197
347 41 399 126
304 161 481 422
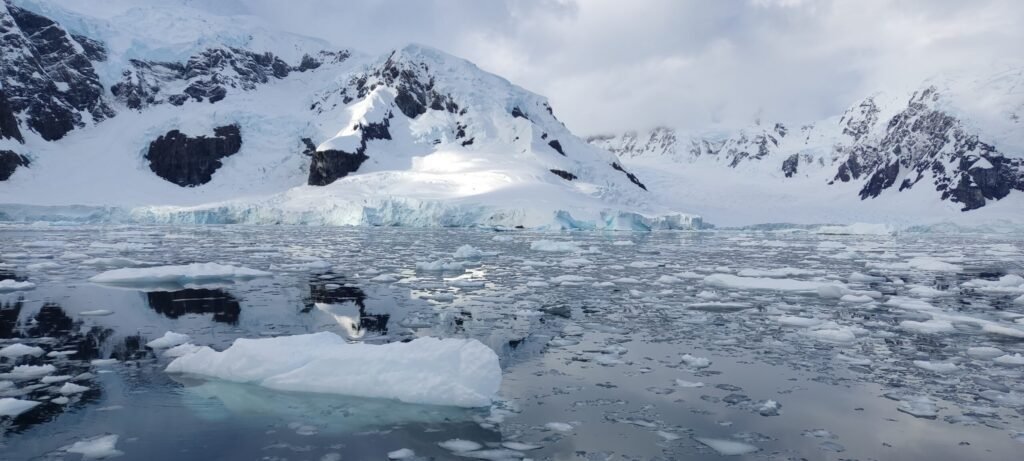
1 225 1023 460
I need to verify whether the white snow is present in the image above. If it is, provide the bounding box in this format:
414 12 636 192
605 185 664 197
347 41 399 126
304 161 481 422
89 263 271 284
166 332 501 407
0 398 41 417
61 434 123 459
0 343 45 359
694 437 759 455
146 331 191 349
0 279 35 292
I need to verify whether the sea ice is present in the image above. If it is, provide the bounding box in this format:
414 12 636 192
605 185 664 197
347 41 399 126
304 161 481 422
0 279 35 292
913 360 959 373
59 382 90 395
0 398 40 417
530 240 579 252
146 331 191 349
544 422 573 432
438 439 483 452
680 354 711 368
0 343 45 358
897 396 939 418
994 354 1024 366
89 263 271 284
967 347 1005 359
166 332 501 407
907 257 962 272
694 437 759 455
60 434 123 459
453 245 484 259
704 274 841 293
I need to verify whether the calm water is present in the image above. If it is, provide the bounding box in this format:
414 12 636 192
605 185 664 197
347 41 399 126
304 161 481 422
1 225 1023 460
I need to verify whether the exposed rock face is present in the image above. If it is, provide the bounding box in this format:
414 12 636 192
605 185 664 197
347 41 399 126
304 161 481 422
112 48 352 109
0 89 23 142
0 3 113 140
611 162 647 190
308 114 391 186
548 140 565 156
145 125 242 186
782 153 799 178
319 51 459 119
0 150 29 181
550 169 577 181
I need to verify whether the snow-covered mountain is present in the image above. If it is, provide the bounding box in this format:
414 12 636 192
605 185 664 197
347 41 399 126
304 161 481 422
589 68 1024 227
0 0 696 230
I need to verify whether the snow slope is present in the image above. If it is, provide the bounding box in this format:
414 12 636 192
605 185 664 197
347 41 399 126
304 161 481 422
0 0 697 230
589 65 1024 228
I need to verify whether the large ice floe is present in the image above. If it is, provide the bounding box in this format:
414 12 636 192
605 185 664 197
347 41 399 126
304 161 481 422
89 263 271 285
165 332 502 407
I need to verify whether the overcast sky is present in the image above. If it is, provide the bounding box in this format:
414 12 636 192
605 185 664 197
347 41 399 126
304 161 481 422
189 0 1023 134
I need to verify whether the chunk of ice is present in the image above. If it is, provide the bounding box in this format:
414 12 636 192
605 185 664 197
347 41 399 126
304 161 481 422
90 263 271 285
146 331 191 349
0 343 45 358
60 434 123 459
694 437 759 455
0 398 41 417
166 332 501 407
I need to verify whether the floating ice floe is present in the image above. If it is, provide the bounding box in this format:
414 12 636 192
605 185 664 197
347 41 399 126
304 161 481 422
737 267 819 278
58 382 90 395
453 245 484 259
529 240 579 252
146 331 191 349
896 395 939 419
680 354 711 368
89 263 271 285
703 274 844 293
387 448 415 459
0 279 35 292
694 437 760 455
913 360 959 373
994 353 1024 366
0 398 41 417
966 346 1005 359
544 422 573 432
907 257 962 272
166 332 501 407
0 343 45 359
60 434 123 459
438 439 483 452
415 259 466 272
1 364 56 380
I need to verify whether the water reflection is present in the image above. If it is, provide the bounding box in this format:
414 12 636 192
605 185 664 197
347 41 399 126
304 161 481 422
146 288 241 325
305 274 389 337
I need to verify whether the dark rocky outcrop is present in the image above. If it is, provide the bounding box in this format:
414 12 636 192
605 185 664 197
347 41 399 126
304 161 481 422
550 169 577 181
0 4 114 140
339 51 459 119
548 140 565 156
611 162 647 190
782 153 799 177
307 113 391 186
0 90 23 143
145 125 242 186
0 150 29 181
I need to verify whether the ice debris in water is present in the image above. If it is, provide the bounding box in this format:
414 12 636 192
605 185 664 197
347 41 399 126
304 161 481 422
166 332 501 407
680 354 711 368
544 422 574 432
529 240 579 252
438 439 483 452
0 343 45 358
146 331 191 349
58 382 90 395
967 346 1006 359
89 263 271 284
387 448 415 459
694 437 760 455
897 395 940 419
994 353 1024 366
0 398 41 417
59 434 123 459
453 244 484 259
913 360 959 373
0 279 35 292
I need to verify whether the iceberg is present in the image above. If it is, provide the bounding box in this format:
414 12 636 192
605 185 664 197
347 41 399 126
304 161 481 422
166 332 501 408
